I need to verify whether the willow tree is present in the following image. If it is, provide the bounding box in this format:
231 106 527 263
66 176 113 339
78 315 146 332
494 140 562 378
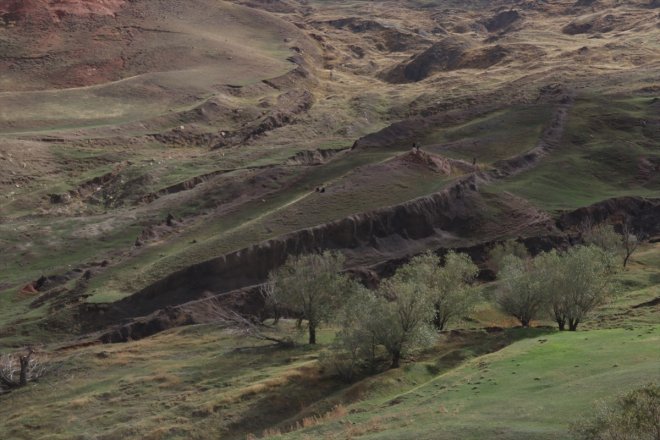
375 277 436 368
496 255 546 327
271 251 354 344
396 251 479 330
546 245 617 331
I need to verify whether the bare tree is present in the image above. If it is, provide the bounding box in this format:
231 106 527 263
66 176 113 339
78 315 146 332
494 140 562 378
259 277 280 324
0 347 47 393
184 298 294 347
622 220 643 268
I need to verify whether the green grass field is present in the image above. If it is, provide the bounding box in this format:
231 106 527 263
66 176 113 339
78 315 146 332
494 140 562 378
423 105 555 164
281 326 658 440
490 96 660 211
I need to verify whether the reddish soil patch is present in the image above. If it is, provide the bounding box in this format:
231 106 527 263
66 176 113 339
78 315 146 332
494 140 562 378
0 0 125 23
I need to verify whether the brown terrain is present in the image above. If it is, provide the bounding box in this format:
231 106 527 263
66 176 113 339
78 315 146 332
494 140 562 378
0 0 658 344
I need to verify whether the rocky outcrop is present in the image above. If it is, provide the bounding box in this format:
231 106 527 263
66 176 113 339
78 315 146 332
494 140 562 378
237 0 298 14
562 12 637 35
285 148 344 166
557 197 660 236
482 10 521 32
98 307 194 343
325 17 388 33
352 105 497 150
381 37 514 83
382 37 473 83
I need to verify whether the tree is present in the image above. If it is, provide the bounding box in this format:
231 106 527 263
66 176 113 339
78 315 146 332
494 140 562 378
325 289 381 381
583 220 645 268
621 220 643 268
271 251 354 344
329 258 441 372
397 251 479 330
571 383 659 440
495 255 545 327
0 348 47 393
183 297 294 347
530 250 567 330
547 245 616 331
489 239 529 273
375 277 436 368
259 276 280 324
582 223 621 256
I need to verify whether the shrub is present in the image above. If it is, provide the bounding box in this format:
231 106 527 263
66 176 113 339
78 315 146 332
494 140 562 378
571 383 659 440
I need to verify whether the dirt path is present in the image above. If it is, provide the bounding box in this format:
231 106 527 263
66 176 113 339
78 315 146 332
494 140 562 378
484 95 575 180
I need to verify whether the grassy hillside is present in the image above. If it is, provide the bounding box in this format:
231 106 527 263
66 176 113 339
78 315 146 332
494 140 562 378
279 327 658 440
1 244 658 440
0 0 658 437
490 96 660 211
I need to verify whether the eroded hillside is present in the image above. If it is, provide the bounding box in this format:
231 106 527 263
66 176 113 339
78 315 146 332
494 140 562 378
0 0 658 345
0 1 659 439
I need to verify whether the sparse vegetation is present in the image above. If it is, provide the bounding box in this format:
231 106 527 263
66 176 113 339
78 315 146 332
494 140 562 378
0 348 47 393
0 0 658 439
184 297 294 347
571 383 660 440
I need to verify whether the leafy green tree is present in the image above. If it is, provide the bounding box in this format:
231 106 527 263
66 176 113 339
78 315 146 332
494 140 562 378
330 272 436 371
583 221 645 268
325 289 381 381
583 223 621 256
495 255 546 327
271 251 354 344
489 239 529 273
533 250 567 330
375 277 436 368
571 383 659 440
498 245 616 331
546 245 616 331
397 251 479 330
